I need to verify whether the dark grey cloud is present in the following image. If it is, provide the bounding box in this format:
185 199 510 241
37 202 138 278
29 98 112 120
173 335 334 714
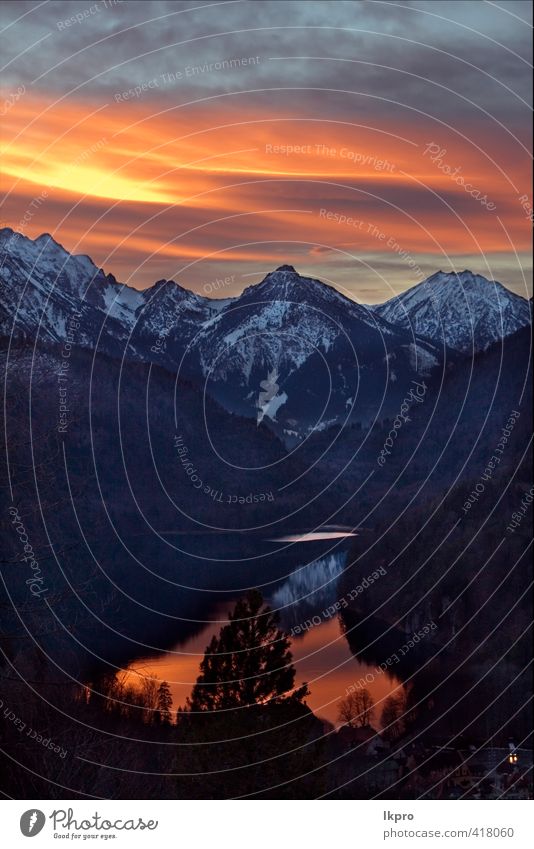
1 1 530 300
1 0 531 131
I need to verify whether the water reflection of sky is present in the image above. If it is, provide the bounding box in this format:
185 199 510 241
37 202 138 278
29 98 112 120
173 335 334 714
268 532 358 542
127 610 400 727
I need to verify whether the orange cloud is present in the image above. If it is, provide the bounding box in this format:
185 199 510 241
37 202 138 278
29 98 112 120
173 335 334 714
1 92 531 294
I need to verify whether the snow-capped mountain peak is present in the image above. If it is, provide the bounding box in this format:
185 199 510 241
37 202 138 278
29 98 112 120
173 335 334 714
0 228 144 345
1 232 529 439
1 227 112 300
373 269 530 353
239 264 376 325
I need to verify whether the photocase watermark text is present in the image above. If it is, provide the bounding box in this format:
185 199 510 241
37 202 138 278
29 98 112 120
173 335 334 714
423 143 496 211
8 506 48 597
377 381 427 466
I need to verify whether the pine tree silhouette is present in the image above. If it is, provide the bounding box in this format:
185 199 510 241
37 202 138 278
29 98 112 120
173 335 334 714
156 681 174 725
186 590 308 712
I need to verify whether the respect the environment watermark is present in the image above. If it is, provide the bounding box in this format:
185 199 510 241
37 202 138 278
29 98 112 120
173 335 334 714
114 57 261 102
319 210 425 278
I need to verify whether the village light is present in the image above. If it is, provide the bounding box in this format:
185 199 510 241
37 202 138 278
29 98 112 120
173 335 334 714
507 740 518 765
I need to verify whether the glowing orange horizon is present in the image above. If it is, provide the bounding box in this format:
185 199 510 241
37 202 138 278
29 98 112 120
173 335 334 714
1 93 531 294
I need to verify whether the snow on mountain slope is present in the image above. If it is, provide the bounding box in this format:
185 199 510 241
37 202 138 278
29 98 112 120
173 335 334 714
179 265 446 434
0 228 221 365
190 265 423 380
2 231 527 438
129 278 215 356
0 228 142 349
373 270 531 353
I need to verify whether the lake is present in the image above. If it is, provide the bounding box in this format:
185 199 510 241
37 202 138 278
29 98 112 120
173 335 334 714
123 530 401 726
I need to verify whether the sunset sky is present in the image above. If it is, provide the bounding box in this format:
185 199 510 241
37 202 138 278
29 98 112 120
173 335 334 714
1 0 532 301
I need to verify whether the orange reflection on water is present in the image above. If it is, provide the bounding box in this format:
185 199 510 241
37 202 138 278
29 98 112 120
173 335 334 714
126 610 400 727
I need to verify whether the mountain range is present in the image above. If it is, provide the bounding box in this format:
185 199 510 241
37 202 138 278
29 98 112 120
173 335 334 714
375 269 531 353
1 228 530 440
1 228 531 688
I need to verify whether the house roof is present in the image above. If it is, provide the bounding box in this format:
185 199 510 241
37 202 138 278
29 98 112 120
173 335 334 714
337 725 379 747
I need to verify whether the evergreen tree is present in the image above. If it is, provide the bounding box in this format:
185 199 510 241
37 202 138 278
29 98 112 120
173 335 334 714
186 589 308 712
380 693 406 741
156 681 174 725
